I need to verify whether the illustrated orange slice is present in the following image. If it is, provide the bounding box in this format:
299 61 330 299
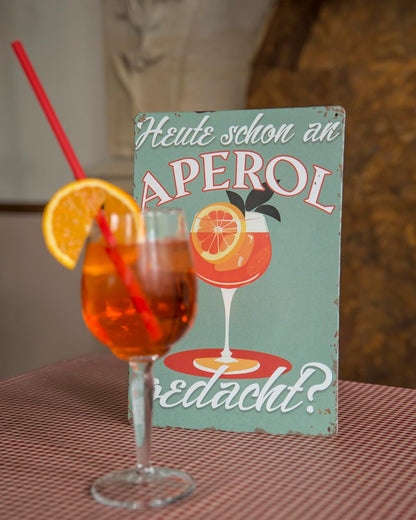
190 202 246 264
42 178 141 269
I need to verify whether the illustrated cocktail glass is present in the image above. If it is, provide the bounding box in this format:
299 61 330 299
190 204 272 375
82 208 197 509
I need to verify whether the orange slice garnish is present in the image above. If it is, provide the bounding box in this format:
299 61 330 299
42 178 141 269
190 202 246 264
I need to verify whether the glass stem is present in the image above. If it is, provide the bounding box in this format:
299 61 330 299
220 287 237 361
129 360 154 473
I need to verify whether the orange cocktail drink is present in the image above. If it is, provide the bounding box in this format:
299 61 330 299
82 237 196 361
190 204 272 374
190 228 271 289
80 207 197 509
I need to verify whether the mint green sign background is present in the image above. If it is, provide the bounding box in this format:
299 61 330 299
133 107 345 436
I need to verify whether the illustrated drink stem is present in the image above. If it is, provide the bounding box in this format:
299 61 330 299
218 288 237 363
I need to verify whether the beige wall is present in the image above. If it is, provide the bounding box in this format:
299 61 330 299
0 0 275 378
0 0 108 202
1 1 109 378
0 213 106 379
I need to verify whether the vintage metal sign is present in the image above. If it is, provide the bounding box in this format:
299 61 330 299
132 107 345 435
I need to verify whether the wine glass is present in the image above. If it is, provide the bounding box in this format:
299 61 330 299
190 209 271 375
81 208 197 509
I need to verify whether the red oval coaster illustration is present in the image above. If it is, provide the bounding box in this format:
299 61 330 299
164 349 292 379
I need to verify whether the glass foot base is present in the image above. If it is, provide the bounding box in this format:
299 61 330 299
91 466 195 510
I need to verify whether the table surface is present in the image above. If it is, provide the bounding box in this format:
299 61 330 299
1 354 415 520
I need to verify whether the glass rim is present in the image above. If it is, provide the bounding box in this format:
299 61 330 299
142 206 185 216
88 207 189 243
99 207 185 216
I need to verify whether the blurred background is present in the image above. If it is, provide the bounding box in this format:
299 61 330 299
1 0 415 387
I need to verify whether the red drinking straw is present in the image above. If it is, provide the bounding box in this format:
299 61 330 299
11 40 162 341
